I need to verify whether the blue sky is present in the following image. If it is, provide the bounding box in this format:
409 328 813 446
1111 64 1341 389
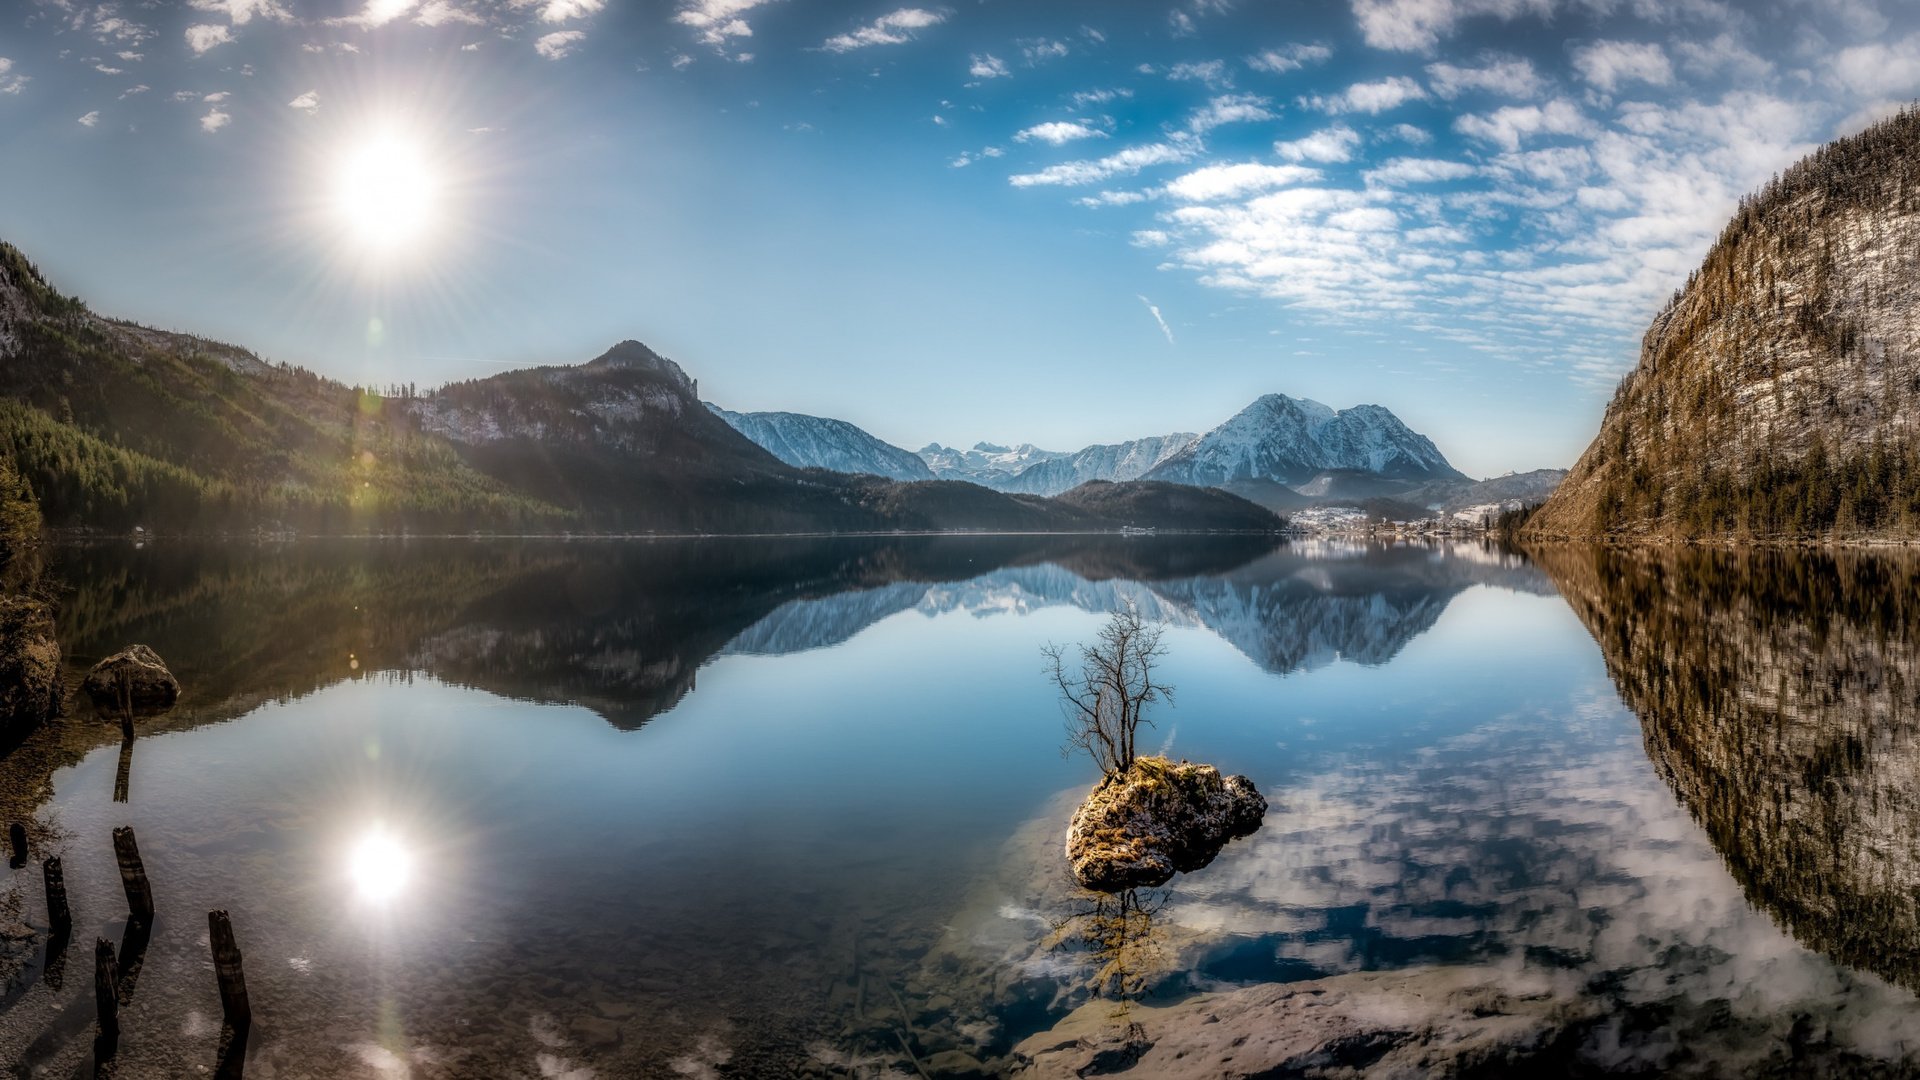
3 0 1919 476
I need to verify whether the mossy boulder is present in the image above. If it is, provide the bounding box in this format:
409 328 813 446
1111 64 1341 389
83 645 179 716
0 597 61 737
1066 756 1266 892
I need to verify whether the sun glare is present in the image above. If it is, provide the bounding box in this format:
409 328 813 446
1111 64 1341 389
348 826 413 903
333 133 439 256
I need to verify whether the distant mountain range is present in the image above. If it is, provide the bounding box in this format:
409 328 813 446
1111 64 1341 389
0 240 1279 535
712 391 1558 519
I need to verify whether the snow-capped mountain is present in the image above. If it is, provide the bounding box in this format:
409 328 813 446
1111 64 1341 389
917 441 1071 486
707 405 933 481
993 434 1200 495
916 435 1198 494
1146 395 1464 487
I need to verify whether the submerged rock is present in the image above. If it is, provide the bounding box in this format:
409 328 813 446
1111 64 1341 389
1065 756 1265 891
0 596 62 737
83 644 180 716
1010 964 1595 1078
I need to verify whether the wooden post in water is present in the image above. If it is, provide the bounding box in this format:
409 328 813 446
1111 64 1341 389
208 909 251 1029
114 737 134 804
94 938 120 1034
111 827 154 924
8 822 26 866
43 856 71 936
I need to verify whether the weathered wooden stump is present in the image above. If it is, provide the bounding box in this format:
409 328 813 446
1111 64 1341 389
208 909 251 1029
43 855 71 936
94 938 120 1033
110 827 153 924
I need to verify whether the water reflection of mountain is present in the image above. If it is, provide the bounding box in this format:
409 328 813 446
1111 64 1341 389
44 537 1544 733
1537 544 1920 992
732 542 1551 676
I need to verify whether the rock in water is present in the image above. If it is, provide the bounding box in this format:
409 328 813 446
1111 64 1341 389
0 597 61 737
83 645 179 715
1066 757 1266 891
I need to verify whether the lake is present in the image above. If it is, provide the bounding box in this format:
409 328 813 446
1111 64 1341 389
2 537 1919 1077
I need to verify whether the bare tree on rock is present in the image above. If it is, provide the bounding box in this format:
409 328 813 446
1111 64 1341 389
1044 602 1173 780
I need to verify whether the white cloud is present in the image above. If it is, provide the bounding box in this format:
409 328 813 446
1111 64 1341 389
1454 98 1590 151
187 0 289 24
1350 0 1555 53
414 1 488 26
201 107 230 132
821 8 945 53
94 64 123 75
1021 38 1069 65
1309 75 1426 114
531 0 605 20
1426 54 1542 99
77 110 101 127
1363 156 1477 184
534 30 585 59
1077 190 1150 208
1830 34 1920 98
1274 124 1361 163
1165 162 1320 201
0 58 24 96
676 0 774 50
330 0 418 28
1168 60 1232 89
1009 140 1197 188
1138 295 1175 344
184 24 234 54
1571 41 1673 92
969 54 1010 79
119 84 149 99
203 91 230 102
117 51 143 62
1187 93 1276 133
288 90 319 113
1016 121 1107 145
1385 122 1432 143
1070 87 1130 107
1247 43 1332 74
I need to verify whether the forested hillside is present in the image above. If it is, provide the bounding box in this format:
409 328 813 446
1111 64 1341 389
1529 107 1920 540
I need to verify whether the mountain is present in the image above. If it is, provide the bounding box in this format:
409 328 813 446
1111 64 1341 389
1527 107 1920 540
918 441 1069 486
1146 394 1465 488
0 239 1280 536
993 434 1198 496
1401 469 1567 514
707 405 933 482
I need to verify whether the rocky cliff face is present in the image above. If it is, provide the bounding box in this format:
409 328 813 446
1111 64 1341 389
1536 545 1920 990
1529 108 1920 539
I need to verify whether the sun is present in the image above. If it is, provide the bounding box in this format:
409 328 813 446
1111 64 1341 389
332 132 440 256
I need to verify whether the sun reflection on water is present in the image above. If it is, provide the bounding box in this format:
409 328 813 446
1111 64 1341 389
349 825 413 904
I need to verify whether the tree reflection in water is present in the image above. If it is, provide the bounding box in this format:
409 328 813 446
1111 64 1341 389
1538 543 1920 992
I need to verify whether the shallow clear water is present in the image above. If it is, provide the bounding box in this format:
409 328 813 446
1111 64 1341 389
2 537 1919 1077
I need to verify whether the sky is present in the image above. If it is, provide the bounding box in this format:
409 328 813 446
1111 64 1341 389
3 0 1920 476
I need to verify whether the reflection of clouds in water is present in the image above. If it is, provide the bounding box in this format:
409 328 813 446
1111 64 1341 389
1165 682 1920 1067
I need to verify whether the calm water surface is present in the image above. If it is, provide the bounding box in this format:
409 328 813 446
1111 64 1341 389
1 537 1918 1077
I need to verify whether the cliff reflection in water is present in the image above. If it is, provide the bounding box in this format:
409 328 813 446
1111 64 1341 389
47 537 1546 732
1540 545 1920 992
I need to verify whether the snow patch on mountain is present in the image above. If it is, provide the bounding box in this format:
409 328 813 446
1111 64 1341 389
709 405 933 481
